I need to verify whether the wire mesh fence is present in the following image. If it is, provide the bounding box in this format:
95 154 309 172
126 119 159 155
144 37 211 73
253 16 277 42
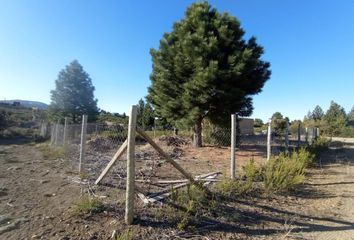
43 117 320 188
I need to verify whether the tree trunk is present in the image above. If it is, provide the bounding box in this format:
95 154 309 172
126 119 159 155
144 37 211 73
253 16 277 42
192 118 203 148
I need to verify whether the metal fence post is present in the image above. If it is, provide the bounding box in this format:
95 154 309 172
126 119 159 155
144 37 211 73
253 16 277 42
125 105 137 225
267 118 272 161
231 114 236 179
79 115 88 173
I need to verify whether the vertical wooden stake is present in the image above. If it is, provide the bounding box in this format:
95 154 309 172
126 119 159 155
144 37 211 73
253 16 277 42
63 117 68 145
54 120 60 146
125 105 137 225
230 114 236 179
79 115 88 173
267 119 272 161
297 123 301 148
285 120 289 153
50 124 55 146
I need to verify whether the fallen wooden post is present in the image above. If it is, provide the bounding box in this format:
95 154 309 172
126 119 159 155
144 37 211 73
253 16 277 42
138 173 220 204
95 140 128 185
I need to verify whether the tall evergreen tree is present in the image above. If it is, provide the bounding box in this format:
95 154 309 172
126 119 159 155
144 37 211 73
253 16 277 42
323 101 346 136
49 60 98 123
137 99 155 130
311 105 324 121
148 2 271 147
347 106 354 122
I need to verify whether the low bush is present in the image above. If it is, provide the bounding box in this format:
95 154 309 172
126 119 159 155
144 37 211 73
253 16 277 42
168 184 213 230
308 137 330 156
263 148 313 192
36 144 68 160
73 195 104 216
116 229 134 240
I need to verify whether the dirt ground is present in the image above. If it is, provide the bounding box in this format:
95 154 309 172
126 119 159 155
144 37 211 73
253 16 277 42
1 137 354 239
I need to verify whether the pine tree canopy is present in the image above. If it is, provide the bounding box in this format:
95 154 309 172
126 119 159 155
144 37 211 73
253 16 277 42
49 60 98 123
148 2 271 146
312 105 324 121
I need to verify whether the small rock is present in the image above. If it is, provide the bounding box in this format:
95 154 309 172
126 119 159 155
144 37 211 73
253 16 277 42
40 180 50 184
85 224 89 229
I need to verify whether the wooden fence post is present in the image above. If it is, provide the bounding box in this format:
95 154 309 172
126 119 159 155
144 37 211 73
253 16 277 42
54 120 60 146
63 117 68 145
297 123 301 148
230 114 236 179
285 120 289 153
50 124 55 146
305 127 308 144
267 118 272 161
125 105 137 225
79 115 88 173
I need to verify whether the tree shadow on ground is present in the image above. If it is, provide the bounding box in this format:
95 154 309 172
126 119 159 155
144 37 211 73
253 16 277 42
0 136 33 146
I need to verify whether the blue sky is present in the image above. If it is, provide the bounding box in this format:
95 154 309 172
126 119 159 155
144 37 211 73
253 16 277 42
0 1 353 121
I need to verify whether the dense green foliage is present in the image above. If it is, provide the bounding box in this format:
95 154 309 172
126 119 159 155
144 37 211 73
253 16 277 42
148 2 270 147
263 149 314 192
304 101 354 137
49 60 99 123
97 110 128 125
271 112 289 136
0 110 9 132
137 99 155 130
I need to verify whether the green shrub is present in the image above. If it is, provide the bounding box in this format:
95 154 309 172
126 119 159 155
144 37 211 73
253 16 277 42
214 179 243 196
168 184 212 230
263 149 313 192
73 196 104 216
37 144 68 160
242 159 262 182
308 137 329 156
116 229 134 240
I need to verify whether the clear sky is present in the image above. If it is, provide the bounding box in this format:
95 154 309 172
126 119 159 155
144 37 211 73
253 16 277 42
0 0 353 121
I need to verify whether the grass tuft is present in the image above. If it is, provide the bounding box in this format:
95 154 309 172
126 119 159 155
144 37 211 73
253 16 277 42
73 195 105 216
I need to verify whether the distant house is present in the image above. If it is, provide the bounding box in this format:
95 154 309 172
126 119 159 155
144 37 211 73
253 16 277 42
12 101 20 106
239 118 254 135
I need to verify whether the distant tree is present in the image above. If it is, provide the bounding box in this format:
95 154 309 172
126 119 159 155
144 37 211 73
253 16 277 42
289 120 302 136
143 102 155 130
304 111 313 121
254 118 264 128
0 110 9 133
271 112 287 136
137 99 155 130
97 110 128 125
347 106 354 126
148 2 271 147
49 60 99 123
323 101 346 136
312 105 324 121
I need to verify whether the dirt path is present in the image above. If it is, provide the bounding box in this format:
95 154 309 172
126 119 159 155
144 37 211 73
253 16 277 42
0 142 81 239
291 146 354 240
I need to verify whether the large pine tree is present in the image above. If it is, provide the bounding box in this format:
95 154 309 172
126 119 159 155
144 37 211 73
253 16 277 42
148 2 271 147
49 60 98 123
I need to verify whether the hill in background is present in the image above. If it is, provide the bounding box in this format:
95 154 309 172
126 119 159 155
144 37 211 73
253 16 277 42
0 100 48 109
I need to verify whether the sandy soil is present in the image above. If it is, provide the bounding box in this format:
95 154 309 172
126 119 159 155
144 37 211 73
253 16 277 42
1 137 354 239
